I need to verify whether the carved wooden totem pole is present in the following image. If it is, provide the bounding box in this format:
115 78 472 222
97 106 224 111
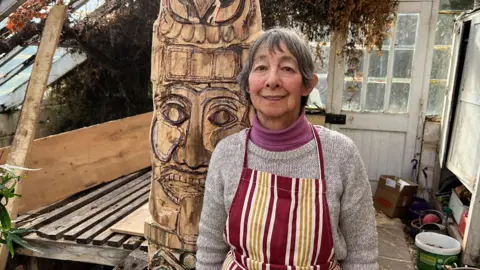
146 0 262 268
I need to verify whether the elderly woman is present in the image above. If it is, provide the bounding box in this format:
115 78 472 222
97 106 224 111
196 28 378 270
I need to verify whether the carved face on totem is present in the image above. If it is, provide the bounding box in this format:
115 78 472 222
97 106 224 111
151 86 249 204
148 0 261 262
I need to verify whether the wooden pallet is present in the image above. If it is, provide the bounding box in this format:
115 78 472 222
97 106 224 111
14 170 152 267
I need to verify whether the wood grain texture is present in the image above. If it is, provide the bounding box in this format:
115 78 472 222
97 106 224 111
148 0 262 265
0 5 68 269
37 174 151 240
17 171 149 230
92 229 116 246
123 236 144 250
113 249 149 270
74 193 149 244
0 112 152 214
110 203 149 237
107 234 130 248
16 234 131 266
63 186 150 242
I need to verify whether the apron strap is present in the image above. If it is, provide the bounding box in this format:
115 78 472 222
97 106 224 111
243 128 251 168
311 125 325 181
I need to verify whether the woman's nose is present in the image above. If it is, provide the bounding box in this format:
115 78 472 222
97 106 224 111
265 70 280 89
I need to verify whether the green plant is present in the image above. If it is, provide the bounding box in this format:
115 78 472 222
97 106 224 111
0 165 37 258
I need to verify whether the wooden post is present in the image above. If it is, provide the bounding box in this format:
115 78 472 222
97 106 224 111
0 5 67 269
146 0 262 268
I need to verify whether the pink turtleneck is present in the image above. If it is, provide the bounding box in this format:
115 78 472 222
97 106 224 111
250 111 314 152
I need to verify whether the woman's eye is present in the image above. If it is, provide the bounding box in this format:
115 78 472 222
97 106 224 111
208 109 238 127
161 104 188 125
282 66 295 72
254 65 267 71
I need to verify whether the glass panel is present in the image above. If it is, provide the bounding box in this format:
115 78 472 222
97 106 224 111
0 18 6 29
439 0 474 10
395 15 419 46
393 50 414 78
343 81 361 111
369 50 389 78
307 42 329 109
435 14 456 45
0 47 68 93
0 46 38 78
345 50 364 77
431 49 451 79
389 83 410 113
365 83 385 112
70 0 106 21
427 81 447 115
0 66 33 94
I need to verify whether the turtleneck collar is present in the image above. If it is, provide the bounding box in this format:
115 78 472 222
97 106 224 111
250 111 314 152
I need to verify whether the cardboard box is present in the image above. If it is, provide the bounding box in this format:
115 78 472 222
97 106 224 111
374 175 418 218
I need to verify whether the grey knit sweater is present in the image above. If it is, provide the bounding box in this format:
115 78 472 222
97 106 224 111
196 127 379 270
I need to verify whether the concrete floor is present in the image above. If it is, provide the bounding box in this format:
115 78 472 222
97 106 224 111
376 212 416 270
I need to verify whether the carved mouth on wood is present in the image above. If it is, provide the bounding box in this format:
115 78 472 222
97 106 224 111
158 168 206 204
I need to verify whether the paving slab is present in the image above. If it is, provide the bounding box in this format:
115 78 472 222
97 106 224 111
376 212 415 270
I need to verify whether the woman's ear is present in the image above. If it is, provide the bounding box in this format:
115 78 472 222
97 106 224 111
302 73 318 96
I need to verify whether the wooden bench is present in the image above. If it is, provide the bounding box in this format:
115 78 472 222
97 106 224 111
13 170 152 267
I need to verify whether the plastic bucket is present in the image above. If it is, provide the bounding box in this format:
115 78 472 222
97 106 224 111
415 232 461 270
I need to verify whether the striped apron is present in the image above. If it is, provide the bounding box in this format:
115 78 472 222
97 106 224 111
222 125 341 270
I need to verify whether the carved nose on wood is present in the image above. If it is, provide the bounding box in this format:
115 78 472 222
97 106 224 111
193 0 216 19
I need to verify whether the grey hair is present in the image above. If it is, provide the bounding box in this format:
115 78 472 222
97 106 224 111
237 27 315 107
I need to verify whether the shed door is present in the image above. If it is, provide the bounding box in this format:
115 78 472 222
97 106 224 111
326 1 438 192
445 13 480 191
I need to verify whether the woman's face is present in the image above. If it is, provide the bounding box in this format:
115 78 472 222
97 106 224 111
248 42 315 127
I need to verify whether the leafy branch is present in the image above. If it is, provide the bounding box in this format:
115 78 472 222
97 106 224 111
0 165 39 258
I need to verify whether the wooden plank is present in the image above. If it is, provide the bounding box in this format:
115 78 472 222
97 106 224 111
0 112 152 214
16 234 130 266
64 187 150 242
107 234 130 248
0 5 68 269
140 240 148 252
37 173 150 240
93 229 115 246
18 171 149 229
113 249 149 270
75 194 149 244
123 236 143 250
110 203 149 237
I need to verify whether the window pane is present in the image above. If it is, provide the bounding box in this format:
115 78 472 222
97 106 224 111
365 83 385 112
431 49 451 79
393 50 414 78
345 50 364 77
0 46 38 78
369 50 389 78
343 81 361 111
435 14 456 45
439 0 474 10
395 15 419 46
389 83 410 113
427 81 447 115
307 43 329 109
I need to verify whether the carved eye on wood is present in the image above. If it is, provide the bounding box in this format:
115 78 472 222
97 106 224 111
161 103 189 125
208 109 237 126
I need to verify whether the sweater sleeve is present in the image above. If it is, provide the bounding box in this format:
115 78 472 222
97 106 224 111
338 140 379 270
196 144 230 269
